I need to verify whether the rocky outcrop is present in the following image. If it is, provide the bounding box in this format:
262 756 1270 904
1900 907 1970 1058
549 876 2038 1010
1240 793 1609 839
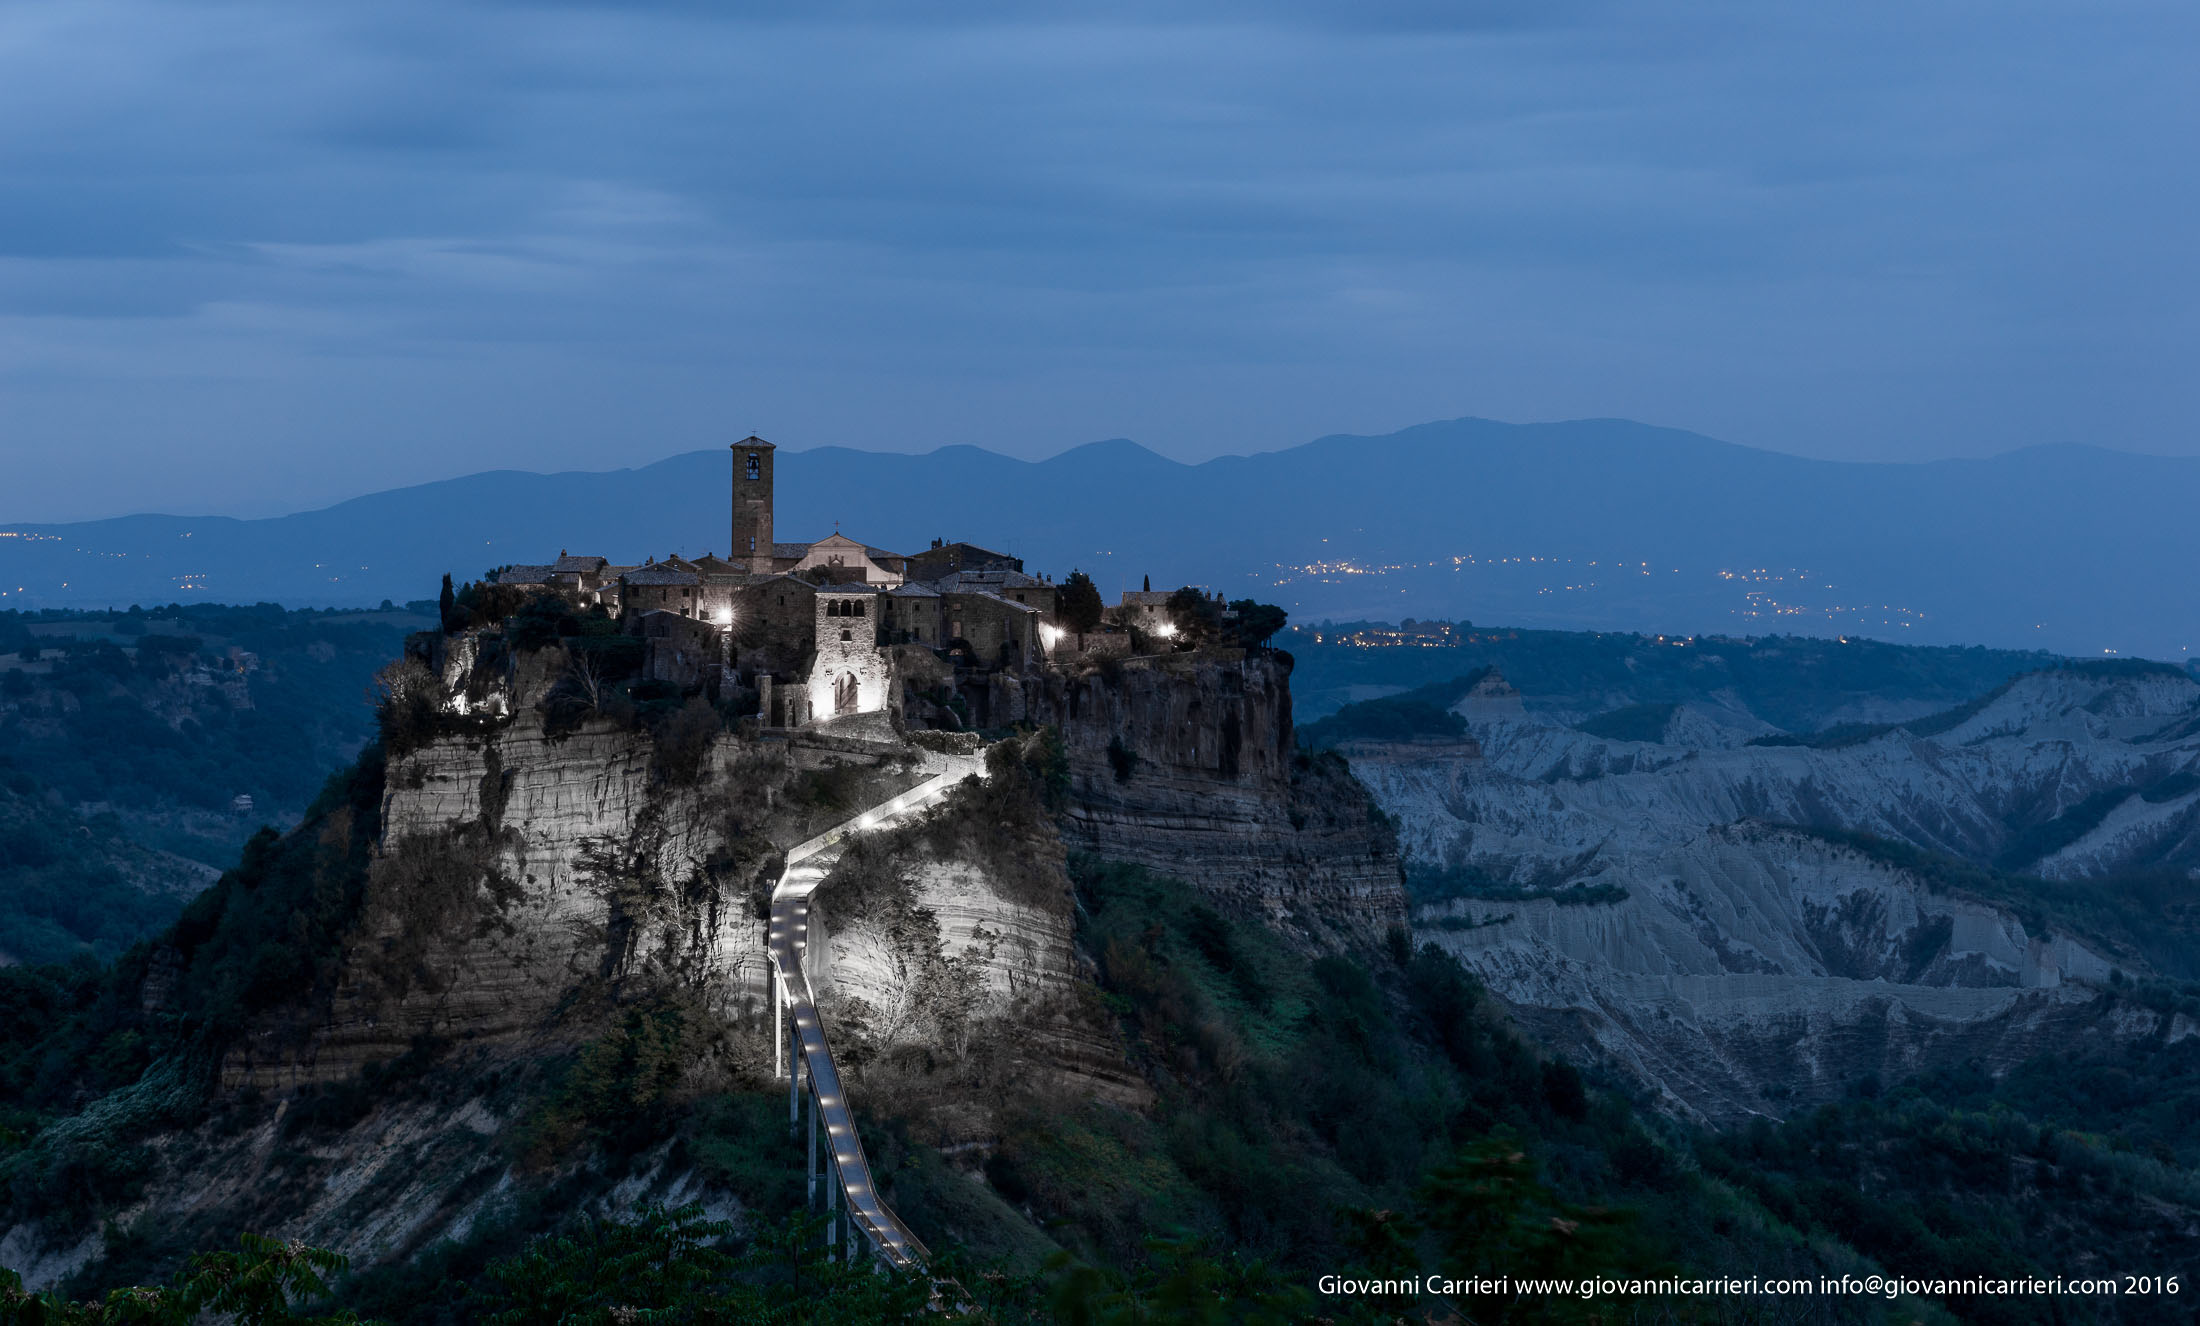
804 762 1146 1110
221 639 943 1087
220 634 1163 1098
242 726 791 1087
1032 650 1408 950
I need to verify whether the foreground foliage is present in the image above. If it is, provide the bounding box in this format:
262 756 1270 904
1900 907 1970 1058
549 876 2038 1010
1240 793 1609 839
0 1233 359 1325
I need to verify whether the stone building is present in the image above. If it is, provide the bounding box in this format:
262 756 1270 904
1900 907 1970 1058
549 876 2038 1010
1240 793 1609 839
882 582 944 646
906 540 1022 583
492 564 556 590
1114 589 1174 636
929 567 1054 612
778 533 906 585
809 585 887 720
491 434 1108 733
941 588 1041 667
722 574 819 669
631 610 719 689
620 564 703 618
550 554 619 606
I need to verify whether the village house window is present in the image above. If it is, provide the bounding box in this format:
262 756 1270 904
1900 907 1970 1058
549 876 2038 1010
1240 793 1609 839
840 629 852 642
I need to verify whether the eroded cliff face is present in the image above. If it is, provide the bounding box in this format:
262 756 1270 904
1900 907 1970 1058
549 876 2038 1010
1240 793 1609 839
1032 651 1408 951
221 640 1023 1092
807 767 1147 1119
221 640 1394 1104
1417 824 2180 1121
1344 667 2200 1122
1406 668 2200 882
7 629 1413 1288
222 723 789 1089
1 637 1131 1287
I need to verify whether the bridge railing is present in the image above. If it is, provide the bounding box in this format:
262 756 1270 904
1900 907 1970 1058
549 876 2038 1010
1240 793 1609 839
770 750 984 1268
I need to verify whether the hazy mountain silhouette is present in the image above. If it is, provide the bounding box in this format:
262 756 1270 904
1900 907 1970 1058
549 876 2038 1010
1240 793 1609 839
4 418 2194 659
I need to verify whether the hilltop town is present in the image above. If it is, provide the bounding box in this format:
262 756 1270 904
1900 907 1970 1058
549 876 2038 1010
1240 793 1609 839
472 435 1254 732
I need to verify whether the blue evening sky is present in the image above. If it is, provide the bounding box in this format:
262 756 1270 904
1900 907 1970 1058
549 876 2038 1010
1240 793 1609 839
1 1 2193 521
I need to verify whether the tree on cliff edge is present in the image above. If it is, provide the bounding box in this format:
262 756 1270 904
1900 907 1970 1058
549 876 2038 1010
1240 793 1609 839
1226 599 1287 649
1164 587 1285 650
1058 570 1104 635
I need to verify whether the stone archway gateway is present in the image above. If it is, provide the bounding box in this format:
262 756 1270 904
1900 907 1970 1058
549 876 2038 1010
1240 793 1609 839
834 670 859 715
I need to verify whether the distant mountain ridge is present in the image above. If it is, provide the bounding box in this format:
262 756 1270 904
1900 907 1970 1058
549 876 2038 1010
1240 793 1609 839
4 417 2196 658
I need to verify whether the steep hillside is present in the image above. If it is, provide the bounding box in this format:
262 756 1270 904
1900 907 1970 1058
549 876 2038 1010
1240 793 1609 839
0 596 1406 1299
0 604 424 960
1032 651 1408 952
0 769 211 965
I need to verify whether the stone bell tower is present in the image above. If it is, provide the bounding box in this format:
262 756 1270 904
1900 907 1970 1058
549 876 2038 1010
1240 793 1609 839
731 435 776 573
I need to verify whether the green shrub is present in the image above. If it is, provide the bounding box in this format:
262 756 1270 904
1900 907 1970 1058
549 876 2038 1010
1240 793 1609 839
1298 671 1487 749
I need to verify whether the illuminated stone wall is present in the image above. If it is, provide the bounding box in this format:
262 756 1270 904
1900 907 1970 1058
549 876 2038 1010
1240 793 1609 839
727 575 817 675
808 587 890 719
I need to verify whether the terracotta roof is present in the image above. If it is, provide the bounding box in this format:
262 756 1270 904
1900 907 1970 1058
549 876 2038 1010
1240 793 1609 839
815 582 881 596
888 583 941 598
731 574 815 591
914 541 1015 562
1120 591 1172 607
553 554 609 574
770 542 811 559
929 569 1047 593
494 564 556 585
623 567 700 587
943 589 1039 614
